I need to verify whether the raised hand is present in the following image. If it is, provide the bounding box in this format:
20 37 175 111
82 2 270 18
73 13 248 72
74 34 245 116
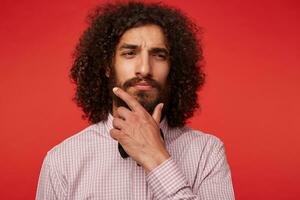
110 87 170 173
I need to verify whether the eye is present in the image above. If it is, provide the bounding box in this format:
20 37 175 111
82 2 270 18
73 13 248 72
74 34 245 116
153 53 167 60
121 51 136 58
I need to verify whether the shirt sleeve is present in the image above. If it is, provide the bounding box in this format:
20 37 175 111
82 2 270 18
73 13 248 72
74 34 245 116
146 138 235 200
36 153 67 200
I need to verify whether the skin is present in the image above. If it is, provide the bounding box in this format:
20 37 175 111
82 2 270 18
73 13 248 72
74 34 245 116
108 25 171 173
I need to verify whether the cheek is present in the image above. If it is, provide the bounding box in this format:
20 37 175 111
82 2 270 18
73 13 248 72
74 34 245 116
154 64 170 85
114 58 136 84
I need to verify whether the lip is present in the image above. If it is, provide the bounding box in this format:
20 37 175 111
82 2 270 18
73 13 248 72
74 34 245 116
133 81 153 90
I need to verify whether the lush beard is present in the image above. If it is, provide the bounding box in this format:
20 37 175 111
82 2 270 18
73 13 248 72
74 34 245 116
108 71 169 115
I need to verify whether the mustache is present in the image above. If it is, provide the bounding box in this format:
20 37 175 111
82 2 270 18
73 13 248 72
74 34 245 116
123 77 161 90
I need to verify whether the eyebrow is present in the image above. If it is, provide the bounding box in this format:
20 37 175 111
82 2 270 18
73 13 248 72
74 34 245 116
119 43 138 50
150 48 169 56
119 43 169 55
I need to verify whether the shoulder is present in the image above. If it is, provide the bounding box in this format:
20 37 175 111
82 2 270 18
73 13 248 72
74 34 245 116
165 126 225 161
173 126 224 149
181 127 228 165
44 122 109 166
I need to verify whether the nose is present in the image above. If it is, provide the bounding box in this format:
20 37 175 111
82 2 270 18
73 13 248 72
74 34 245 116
135 51 152 77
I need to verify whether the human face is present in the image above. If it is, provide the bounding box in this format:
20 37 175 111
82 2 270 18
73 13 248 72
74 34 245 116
110 24 170 114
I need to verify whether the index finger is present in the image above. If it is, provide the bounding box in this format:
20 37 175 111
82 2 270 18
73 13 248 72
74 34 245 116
113 87 144 112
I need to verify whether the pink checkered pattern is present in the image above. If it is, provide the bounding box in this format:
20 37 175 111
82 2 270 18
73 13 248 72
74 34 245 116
36 114 235 199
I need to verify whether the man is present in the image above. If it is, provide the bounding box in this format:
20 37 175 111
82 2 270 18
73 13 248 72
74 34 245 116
36 1 235 199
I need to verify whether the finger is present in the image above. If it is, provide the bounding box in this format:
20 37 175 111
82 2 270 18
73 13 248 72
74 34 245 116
152 103 164 124
113 87 144 112
116 106 132 120
109 128 124 141
112 118 125 130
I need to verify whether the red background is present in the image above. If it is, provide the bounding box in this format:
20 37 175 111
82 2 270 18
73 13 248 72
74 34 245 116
1 0 299 199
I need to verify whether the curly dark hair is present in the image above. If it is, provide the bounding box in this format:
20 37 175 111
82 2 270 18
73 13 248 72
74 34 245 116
70 1 205 128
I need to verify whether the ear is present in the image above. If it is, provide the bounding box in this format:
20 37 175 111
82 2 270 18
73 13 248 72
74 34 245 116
105 67 110 78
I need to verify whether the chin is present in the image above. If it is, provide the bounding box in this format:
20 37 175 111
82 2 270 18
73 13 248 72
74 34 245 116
134 91 160 113
124 87 162 113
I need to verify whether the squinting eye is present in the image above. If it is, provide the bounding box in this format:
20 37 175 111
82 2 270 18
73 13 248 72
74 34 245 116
154 54 167 60
121 51 136 58
126 51 135 55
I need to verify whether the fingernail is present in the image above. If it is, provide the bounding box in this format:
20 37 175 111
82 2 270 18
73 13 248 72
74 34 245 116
113 87 118 93
160 103 164 109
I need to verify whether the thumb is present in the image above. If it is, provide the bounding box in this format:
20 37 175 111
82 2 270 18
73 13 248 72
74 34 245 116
152 103 164 124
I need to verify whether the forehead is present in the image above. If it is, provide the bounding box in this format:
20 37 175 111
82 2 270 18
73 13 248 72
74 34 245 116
117 24 167 48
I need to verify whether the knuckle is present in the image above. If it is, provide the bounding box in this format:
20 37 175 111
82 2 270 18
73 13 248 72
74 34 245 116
109 129 113 134
109 129 116 136
132 102 139 108
112 118 119 127
117 106 123 113
142 111 149 119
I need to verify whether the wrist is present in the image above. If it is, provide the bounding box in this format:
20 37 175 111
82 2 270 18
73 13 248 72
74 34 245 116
142 150 170 173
